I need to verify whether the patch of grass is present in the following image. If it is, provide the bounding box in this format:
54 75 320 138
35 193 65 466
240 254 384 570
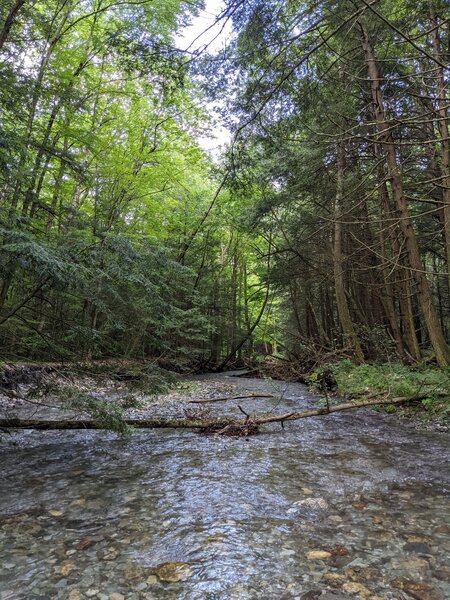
327 360 450 419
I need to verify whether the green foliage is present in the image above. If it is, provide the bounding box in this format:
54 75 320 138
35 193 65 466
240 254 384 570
63 389 130 438
332 360 450 405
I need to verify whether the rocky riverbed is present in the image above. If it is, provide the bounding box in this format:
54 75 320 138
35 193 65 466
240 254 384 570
0 372 449 599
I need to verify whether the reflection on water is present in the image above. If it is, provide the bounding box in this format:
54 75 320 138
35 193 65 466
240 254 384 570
0 376 449 599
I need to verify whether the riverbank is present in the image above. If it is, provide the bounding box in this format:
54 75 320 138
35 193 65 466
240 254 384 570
325 361 450 432
251 359 450 433
1 360 449 436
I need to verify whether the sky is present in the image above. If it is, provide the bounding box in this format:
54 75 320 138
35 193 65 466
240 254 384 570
176 0 233 156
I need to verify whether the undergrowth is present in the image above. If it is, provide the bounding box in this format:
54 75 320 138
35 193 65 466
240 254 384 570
323 360 450 419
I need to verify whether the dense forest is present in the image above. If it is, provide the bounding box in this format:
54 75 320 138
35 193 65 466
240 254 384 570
1 0 449 371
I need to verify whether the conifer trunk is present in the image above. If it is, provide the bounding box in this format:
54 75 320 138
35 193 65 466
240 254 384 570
333 141 364 362
361 26 449 366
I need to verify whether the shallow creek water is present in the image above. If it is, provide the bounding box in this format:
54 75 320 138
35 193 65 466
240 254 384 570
0 374 449 600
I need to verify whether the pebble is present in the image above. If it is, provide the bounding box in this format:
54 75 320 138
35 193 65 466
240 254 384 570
135 582 147 591
294 498 328 510
433 566 450 581
391 577 444 600
154 562 193 582
327 515 343 523
305 550 332 560
342 582 373 598
280 549 296 557
391 556 429 573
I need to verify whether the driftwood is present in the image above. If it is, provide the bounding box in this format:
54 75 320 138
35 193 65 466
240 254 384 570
187 394 275 404
0 394 439 434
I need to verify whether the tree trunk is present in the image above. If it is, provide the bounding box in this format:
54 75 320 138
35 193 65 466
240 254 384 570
361 26 450 366
430 3 450 291
333 140 364 362
0 0 26 52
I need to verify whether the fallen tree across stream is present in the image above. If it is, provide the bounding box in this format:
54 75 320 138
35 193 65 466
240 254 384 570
0 393 442 435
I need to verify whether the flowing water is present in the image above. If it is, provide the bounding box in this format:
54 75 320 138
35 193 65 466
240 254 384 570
0 374 449 599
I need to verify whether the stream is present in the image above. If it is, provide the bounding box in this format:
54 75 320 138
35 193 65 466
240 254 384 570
0 373 449 600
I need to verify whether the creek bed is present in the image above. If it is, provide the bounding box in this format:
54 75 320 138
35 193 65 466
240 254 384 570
0 374 449 599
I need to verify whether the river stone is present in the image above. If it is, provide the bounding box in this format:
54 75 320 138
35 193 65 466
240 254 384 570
154 562 193 582
204 533 226 544
102 547 119 560
433 566 450 581
305 550 332 560
300 591 321 600
342 582 373 598
406 534 433 544
70 497 86 507
109 594 125 600
402 582 444 600
323 572 346 585
391 578 444 600
391 556 429 573
403 542 432 554
55 563 77 577
434 525 450 534
295 498 328 510
135 583 147 591
328 515 343 523
68 591 82 600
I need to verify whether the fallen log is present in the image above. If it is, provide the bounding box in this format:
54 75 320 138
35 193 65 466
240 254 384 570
0 393 441 433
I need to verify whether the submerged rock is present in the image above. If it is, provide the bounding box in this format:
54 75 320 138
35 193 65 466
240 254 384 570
305 550 332 560
342 581 373 598
154 562 193 582
391 578 444 600
403 542 432 554
294 498 328 510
